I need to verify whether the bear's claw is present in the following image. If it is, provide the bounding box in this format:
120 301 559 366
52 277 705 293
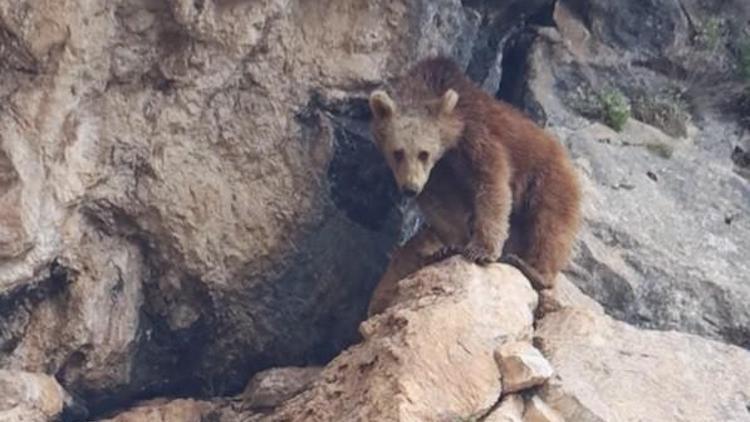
461 244 495 265
424 244 498 266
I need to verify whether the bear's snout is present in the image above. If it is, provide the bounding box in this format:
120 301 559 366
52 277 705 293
402 187 419 198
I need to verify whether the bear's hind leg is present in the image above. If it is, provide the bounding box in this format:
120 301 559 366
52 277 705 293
367 226 443 316
523 172 581 288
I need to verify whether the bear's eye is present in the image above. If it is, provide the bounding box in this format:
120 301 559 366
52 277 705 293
418 151 429 162
393 150 405 162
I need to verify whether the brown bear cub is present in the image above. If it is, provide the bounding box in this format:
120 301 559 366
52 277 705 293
367 57 581 316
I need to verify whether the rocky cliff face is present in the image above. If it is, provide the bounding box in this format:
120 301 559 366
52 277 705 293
0 1 748 421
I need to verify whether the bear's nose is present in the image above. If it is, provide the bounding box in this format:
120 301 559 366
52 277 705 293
402 188 418 198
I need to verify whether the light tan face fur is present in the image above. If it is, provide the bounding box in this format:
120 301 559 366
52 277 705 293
369 89 463 197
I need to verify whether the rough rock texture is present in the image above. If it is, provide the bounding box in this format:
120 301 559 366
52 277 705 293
523 396 564 422
537 307 750 422
485 395 525 422
494 342 554 394
0 370 65 422
241 366 322 409
256 259 537 422
503 0 750 349
99 264 750 422
2 0 750 420
0 0 553 417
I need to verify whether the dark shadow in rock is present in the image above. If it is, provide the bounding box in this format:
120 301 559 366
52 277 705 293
0 261 72 355
0 25 40 75
567 241 640 323
462 0 554 92
322 95 401 232
72 93 403 420
496 28 548 125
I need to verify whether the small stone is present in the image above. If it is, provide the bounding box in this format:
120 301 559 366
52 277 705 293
523 396 564 422
243 366 322 409
485 394 525 422
494 342 554 393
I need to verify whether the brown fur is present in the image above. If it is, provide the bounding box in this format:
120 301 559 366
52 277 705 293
367 57 581 316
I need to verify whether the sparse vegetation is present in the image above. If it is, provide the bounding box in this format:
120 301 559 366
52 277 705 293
619 139 675 160
698 17 723 52
598 89 631 132
739 38 750 82
565 86 631 132
631 92 690 139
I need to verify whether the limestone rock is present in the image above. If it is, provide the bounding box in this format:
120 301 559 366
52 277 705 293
0 370 65 422
2 0 750 419
2 0 545 414
542 275 604 316
523 396 564 422
494 342 554 394
242 366 322 409
485 395 525 422
536 308 750 422
261 259 538 421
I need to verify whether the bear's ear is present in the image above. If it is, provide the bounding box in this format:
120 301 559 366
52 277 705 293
440 89 459 115
369 90 396 120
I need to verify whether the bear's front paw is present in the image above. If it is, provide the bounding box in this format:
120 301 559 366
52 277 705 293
462 241 498 265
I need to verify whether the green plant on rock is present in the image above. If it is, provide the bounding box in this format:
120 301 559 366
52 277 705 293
598 89 631 132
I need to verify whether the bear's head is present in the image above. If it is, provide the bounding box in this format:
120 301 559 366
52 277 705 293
368 89 464 198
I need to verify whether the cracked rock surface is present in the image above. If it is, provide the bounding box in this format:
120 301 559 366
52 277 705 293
1 0 542 416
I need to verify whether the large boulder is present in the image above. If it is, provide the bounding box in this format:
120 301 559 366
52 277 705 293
254 259 537 421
